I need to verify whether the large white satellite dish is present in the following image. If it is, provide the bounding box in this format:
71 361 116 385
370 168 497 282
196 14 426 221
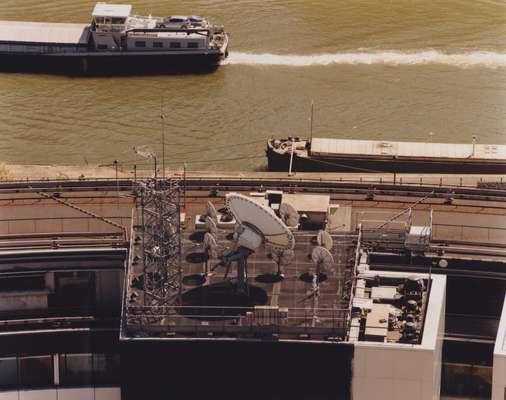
226 193 295 251
213 193 296 294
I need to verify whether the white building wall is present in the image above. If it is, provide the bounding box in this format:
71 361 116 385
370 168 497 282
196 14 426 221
492 293 506 400
0 388 120 400
352 273 446 400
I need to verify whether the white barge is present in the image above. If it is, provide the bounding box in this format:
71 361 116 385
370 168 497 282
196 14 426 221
267 137 506 174
0 3 229 74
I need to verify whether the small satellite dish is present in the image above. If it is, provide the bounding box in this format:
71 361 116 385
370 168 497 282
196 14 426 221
271 247 295 265
199 201 219 223
204 216 218 238
311 245 334 280
203 232 218 259
316 230 333 251
279 202 300 227
270 247 294 278
205 201 219 223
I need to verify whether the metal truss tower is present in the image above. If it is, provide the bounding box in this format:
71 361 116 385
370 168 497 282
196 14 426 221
139 178 182 311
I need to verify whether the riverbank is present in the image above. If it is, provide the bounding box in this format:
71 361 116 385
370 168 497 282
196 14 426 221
1 162 505 189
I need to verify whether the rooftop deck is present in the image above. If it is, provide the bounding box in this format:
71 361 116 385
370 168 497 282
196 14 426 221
124 195 357 340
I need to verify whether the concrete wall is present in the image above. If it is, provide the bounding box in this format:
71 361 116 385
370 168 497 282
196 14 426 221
352 273 446 400
0 387 120 400
0 290 48 311
492 293 506 399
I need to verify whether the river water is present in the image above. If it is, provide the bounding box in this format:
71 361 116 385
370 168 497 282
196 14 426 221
0 0 505 171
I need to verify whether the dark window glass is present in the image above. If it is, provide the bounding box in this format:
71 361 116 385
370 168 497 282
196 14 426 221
187 42 199 49
0 358 18 389
0 275 45 291
93 354 120 385
59 354 92 386
153 42 163 48
135 41 146 47
19 356 53 388
97 44 108 50
169 42 181 49
53 271 94 311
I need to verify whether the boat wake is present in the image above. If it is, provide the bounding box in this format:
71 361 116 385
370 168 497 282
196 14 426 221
223 50 506 69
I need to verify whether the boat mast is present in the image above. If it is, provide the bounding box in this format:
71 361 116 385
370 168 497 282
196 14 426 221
309 100 314 144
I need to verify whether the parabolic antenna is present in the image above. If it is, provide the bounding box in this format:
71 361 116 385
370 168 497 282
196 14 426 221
271 247 295 266
311 246 334 274
279 202 300 227
213 193 296 294
203 232 218 259
316 230 333 251
205 216 218 238
205 201 219 223
226 193 295 250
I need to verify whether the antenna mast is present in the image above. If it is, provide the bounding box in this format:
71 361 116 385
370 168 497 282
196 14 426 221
161 96 166 179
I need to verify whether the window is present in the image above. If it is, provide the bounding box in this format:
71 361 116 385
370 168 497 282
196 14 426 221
93 354 120 385
111 18 125 25
153 42 163 48
135 41 146 47
169 42 181 49
53 271 94 310
18 355 53 388
0 274 45 291
187 42 199 49
97 44 108 50
59 354 92 386
0 358 18 389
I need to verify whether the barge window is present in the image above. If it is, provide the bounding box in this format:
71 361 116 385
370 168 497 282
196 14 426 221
0 357 18 389
169 42 181 48
18 355 53 388
111 18 125 25
188 42 199 48
97 44 108 50
153 42 163 48
135 41 146 47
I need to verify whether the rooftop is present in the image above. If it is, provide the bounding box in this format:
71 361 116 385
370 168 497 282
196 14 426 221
124 192 356 340
92 3 132 18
